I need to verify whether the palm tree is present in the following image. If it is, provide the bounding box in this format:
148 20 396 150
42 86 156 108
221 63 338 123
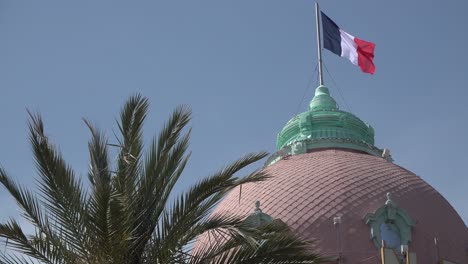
0 95 325 264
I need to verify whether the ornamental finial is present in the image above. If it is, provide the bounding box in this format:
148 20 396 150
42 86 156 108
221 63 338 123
385 192 396 206
309 85 338 111
254 201 262 213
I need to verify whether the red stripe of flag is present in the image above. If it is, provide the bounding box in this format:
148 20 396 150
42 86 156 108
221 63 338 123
355 38 376 74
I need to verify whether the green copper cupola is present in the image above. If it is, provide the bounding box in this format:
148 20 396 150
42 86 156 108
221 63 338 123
266 85 385 166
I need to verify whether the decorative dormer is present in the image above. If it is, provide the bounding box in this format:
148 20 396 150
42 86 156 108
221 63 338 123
365 193 416 250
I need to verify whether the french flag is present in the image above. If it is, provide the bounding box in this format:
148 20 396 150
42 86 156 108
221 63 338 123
321 12 376 74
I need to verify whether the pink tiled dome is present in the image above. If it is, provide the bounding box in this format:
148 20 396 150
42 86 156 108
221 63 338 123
197 86 468 263
209 149 468 263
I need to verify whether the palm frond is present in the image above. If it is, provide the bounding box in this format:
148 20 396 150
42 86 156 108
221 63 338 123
184 152 269 214
27 111 90 260
109 94 150 262
115 94 148 198
192 222 328 264
0 170 80 263
0 253 36 264
0 168 49 236
151 152 268 263
130 105 192 261
83 119 113 259
0 220 53 264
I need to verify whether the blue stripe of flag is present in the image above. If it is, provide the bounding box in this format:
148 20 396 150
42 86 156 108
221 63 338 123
321 11 341 56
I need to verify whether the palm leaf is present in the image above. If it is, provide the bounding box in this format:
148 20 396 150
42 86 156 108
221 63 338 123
27 111 90 260
83 119 113 260
0 220 53 264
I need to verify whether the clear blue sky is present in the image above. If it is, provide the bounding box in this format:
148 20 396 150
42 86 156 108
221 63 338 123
1 0 467 233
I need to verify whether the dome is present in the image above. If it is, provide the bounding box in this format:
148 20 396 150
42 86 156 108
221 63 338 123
197 85 468 263
211 149 468 263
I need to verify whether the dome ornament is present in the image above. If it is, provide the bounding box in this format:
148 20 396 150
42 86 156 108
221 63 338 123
254 201 262 213
291 141 307 155
243 201 274 229
382 149 393 162
385 192 396 207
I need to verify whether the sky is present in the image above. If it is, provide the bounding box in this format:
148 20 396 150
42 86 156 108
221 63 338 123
0 0 467 237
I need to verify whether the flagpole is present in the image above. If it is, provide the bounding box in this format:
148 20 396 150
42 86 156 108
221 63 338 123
315 1 324 86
